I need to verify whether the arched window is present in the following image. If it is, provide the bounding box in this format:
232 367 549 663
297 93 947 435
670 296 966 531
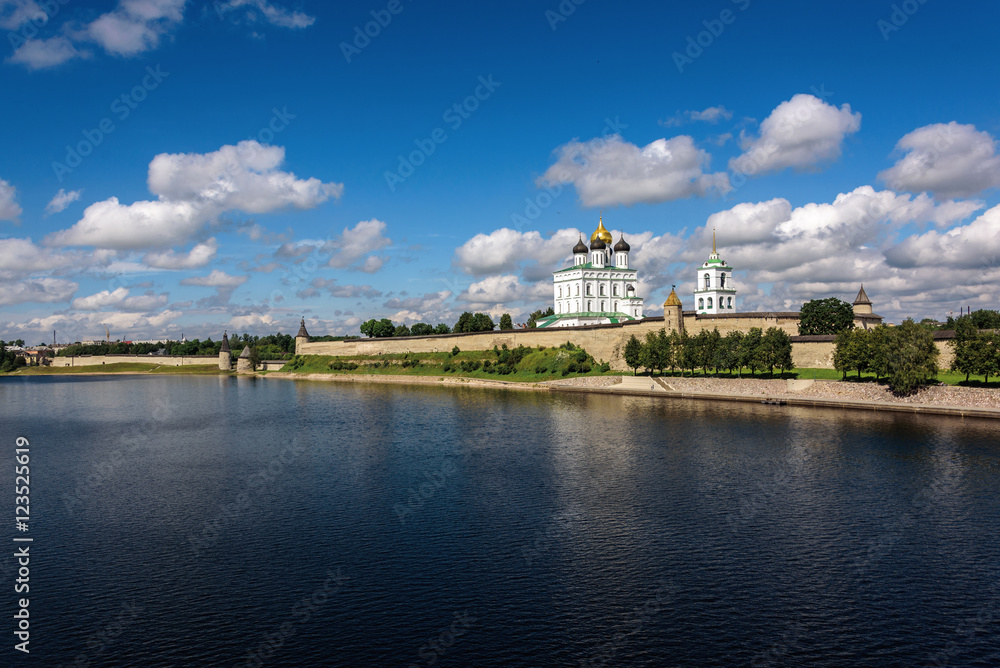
587 300 592 311
612 285 618 296
600 301 605 311
727 297 733 308
575 285 579 296
698 298 704 309
707 297 713 309
613 301 618 312
586 284 591 296
600 285 605 296
720 273 726 288
558 286 562 297
704 273 711 289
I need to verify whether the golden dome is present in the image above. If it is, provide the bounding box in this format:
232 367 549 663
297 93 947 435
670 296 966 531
590 215 613 245
664 287 682 307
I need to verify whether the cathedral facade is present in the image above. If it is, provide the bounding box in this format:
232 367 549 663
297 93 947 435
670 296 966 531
537 217 644 328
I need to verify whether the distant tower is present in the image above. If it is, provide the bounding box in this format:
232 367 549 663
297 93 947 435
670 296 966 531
295 318 310 355
219 331 232 370
853 285 873 315
694 229 737 314
663 286 684 334
236 346 252 373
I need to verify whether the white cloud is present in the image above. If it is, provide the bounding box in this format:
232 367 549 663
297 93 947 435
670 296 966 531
383 290 451 312
453 227 588 276
142 239 217 269
0 237 86 274
46 141 341 250
0 277 77 306
884 204 1000 269
661 106 733 127
729 94 861 176
325 219 391 271
44 188 83 215
457 274 549 306
72 287 130 311
228 313 278 330
306 278 383 299
0 178 22 221
0 0 43 30
878 122 1000 199
180 270 248 288
86 0 185 57
217 0 316 29
7 35 83 69
538 134 730 207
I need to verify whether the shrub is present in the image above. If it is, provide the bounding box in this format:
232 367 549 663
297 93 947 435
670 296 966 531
451 346 460 356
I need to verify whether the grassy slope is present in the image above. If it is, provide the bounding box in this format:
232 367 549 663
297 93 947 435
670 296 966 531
9 364 228 375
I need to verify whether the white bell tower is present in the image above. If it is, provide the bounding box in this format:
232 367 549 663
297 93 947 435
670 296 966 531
693 229 737 314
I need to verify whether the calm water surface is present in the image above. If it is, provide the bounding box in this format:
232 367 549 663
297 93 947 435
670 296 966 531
2 375 999 667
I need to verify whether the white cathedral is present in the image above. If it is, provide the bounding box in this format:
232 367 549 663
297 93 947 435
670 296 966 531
537 218 737 328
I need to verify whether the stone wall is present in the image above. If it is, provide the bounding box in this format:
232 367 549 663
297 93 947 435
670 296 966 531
50 355 286 370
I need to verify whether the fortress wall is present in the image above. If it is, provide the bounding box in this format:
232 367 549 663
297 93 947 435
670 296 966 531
684 314 801 336
50 355 219 367
791 341 836 369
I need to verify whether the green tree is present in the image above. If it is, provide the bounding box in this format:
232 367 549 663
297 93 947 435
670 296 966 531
394 324 411 337
453 312 474 333
739 327 764 376
869 325 892 380
694 329 718 376
971 331 1000 384
360 318 395 338
681 330 700 376
969 309 1000 330
762 327 794 377
434 323 451 334
471 313 496 332
410 323 434 336
719 330 744 376
798 297 856 335
499 313 513 330
667 330 683 374
887 318 939 395
950 316 980 382
526 307 554 329
248 347 261 371
623 334 643 375
833 328 856 380
655 328 673 375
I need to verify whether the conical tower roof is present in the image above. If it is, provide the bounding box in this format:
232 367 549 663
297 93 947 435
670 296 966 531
664 287 683 307
296 317 309 338
220 331 230 353
853 284 872 305
239 345 251 359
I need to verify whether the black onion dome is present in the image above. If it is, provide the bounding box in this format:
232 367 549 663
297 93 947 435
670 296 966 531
614 235 630 252
590 237 606 251
572 236 589 254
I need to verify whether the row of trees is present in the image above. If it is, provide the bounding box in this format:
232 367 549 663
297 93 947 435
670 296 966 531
951 316 1000 383
56 333 298 359
360 312 519 338
833 320 939 394
623 327 794 377
0 341 28 372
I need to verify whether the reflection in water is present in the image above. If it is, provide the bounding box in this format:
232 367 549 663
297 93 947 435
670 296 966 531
1 374 999 667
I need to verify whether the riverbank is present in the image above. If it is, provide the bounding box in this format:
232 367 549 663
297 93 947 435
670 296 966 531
265 371 1000 420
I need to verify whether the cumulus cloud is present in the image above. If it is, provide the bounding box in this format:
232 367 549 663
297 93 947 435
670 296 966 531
180 270 248 288
0 237 85 274
0 0 43 30
383 290 451 312
457 274 549 307
86 0 185 56
884 204 1000 269
228 313 279 330
304 278 384 299
70 287 168 312
46 141 342 249
453 227 586 276
0 178 22 221
7 36 83 69
729 94 861 176
45 188 83 215
0 277 77 306
216 0 316 29
142 239 217 269
661 106 733 127
538 134 730 207
324 219 391 271
878 122 1000 199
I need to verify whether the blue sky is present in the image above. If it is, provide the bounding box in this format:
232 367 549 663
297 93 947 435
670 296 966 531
1 0 999 342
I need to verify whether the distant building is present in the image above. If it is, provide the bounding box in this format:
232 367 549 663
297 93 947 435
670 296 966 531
694 229 737 314
537 216 645 328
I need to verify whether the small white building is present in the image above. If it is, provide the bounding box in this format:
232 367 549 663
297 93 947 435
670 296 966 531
537 217 644 328
693 230 737 314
